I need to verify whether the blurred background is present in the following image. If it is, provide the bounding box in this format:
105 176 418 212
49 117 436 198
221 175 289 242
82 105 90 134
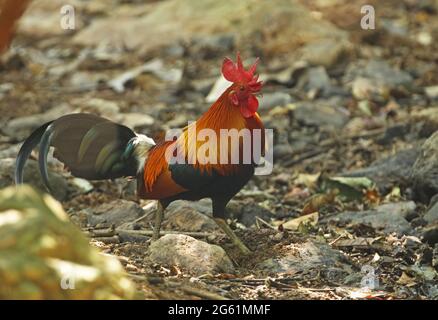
0 0 437 300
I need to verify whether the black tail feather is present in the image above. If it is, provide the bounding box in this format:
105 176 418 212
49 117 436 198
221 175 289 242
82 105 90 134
15 121 53 185
38 124 55 191
15 113 142 190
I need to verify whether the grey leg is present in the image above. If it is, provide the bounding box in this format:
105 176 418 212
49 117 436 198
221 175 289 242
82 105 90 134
214 218 251 255
152 201 164 241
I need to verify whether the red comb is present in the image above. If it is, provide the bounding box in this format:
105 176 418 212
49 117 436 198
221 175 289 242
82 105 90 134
222 52 259 83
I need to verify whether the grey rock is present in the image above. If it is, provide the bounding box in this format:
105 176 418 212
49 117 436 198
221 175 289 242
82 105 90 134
296 66 338 97
377 124 410 145
294 101 349 129
298 39 349 68
2 104 72 140
108 59 182 93
412 107 438 134
0 158 68 201
345 60 413 90
412 132 438 203
375 201 417 219
424 202 438 224
273 144 293 158
190 78 216 96
352 77 389 101
72 0 349 63
115 113 155 130
0 144 21 159
74 98 120 117
190 33 235 58
343 148 419 192
163 43 185 58
86 200 145 227
259 92 292 110
257 240 351 281
381 18 408 37
165 200 217 232
422 223 438 245
148 234 234 275
324 202 416 235
364 60 413 87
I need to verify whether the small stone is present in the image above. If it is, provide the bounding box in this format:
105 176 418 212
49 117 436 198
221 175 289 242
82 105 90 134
422 223 438 245
257 240 351 280
115 113 155 130
296 66 336 97
190 33 235 58
273 144 293 158
270 232 284 242
259 92 292 110
299 39 348 68
412 132 438 203
165 200 217 232
343 148 419 193
324 202 415 235
294 101 350 129
424 202 438 224
381 18 408 37
417 31 432 46
148 234 234 275
364 60 413 87
403 236 422 248
0 158 68 201
86 200 145 227
411 217 428 228
71 178 94 194
352 77 389 101
425 86 438 99
3 104 72 140
0 144 21 159
73 98 120 117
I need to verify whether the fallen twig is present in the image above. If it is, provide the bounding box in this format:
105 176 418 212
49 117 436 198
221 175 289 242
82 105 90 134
116 228 212 239
255 216 276 230
179 285 229 300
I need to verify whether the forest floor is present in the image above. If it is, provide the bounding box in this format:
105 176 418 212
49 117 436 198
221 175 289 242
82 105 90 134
0 0 437 299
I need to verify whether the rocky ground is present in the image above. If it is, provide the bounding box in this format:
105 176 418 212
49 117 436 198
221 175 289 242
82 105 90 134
0 0 438 299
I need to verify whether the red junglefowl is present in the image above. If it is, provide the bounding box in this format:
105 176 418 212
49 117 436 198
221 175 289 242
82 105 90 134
15 53 265 254
0 0 31 53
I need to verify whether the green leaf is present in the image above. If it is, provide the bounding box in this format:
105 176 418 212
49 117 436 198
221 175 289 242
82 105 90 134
322 176 375 201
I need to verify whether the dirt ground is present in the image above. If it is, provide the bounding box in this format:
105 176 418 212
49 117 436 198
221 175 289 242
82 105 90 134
1 0 437 299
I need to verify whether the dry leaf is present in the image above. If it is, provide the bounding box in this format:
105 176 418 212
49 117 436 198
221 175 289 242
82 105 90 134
282 212 319 231
295 172 321 189
397 272 417 286
302 189 338 214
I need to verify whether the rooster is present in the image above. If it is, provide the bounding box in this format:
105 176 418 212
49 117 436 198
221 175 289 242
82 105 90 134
15 53 264 254
0 0 31 53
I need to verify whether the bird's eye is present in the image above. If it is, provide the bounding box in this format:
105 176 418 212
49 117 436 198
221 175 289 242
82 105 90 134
239 86 245 91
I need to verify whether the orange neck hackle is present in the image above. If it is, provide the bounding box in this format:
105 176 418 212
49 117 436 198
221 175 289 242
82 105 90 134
144 86 264 191
143 54 265 192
